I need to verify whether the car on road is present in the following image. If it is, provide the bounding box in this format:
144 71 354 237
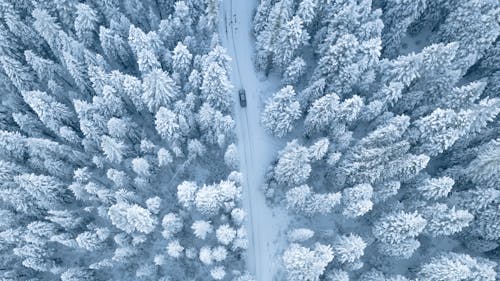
239 88 247 107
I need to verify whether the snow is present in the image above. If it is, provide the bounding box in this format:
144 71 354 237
218 0 291 280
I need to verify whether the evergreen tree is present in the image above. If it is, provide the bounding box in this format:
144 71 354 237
262 86 302 137
201 61 232 112
0 56 36 91
417 252 497 281
274 140 311 186
341 184 373 218
14 173 70 210
74 4 99 48
372 211 426 244
466 139 500 188
142 69 179 112
172 42 193 76
381 0 428 56
285 185 341 216
283 243 334 281
155 107 181 144
283 56 306 85
332 234 366 264
273 16 309 68
421 203 473 237
197 103 235 147
436 0 499 72
21 90 74 133
417 176 454 200
108 202 157 234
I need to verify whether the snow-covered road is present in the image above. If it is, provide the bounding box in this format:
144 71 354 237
218 1 290 280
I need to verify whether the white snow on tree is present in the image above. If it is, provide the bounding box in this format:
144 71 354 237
261 86 302 138
108 203 157 234
283 243 334 281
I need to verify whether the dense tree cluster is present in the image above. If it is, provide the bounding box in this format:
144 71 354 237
0 0 249 280
256 0 499 280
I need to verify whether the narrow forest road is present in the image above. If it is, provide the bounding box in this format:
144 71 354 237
219 1 290 280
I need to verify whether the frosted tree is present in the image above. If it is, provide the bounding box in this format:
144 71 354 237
296 0 317 25
224 143 239 169
177 181 198 209
99 26 132 66
254 0 294 71
305 93 363 135
14 173 70 210
131 157 151 177
155 107 181 144
332 234 366 264
471 203 500 241
199 246 213 265
287 228 314 243
167 240 184 258
341 184 373 218
337 115 418 185
297 78 326 108
195 181 240 216
157 148 173 168
192 220 213 240
373 180 401 203
161 213 183 239
417 252 497 281
76 229 109 251
24 50 60 83
231 208 246 226
60 267 96 281
0 56 36 92
197 103 235 147
314 0 382 95
437 81 486 111
408 103 500 156
372 211 426 244
172 42 192 76
201 61 232 112
436 0 499 72
283 243 334 281
31 8 62 55
21 90 74 133
100 136 126 164
108 202 157 234
466 139 500 188
211 266 226 280
420 204 473 237
261 86 301 137
273 16 309 68
381 0 428 56
212 246 228 262
283 56 306 84
142 69 179 112
74 4 99 48
377 238 421 259
285 185 341 216
216 224 236 245
274 140 311 186
308 138 329 161
417 176 454 200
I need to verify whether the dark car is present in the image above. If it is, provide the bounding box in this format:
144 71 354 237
239 88 247 107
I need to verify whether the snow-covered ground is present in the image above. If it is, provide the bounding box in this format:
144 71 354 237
218 1 290 280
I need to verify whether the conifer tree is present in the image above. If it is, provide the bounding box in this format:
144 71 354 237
262 86 302 137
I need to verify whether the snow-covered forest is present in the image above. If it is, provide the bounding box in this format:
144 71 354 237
256 0 500 280
0 0 252 280
0 0 498 280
